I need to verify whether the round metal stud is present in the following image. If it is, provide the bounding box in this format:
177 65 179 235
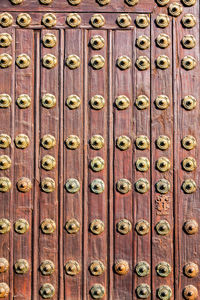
182 95 196 110
89 260 105 276
41 177 55 193
182 135 196 150
184 263 199 278
136 284 151 299
182 14 196 28
16 54 30 69
14 259 29 274
125 0 138 6
96 0 110 5
90 157 105 172
156 34 171 49
0 219 11 234
41 135 56 149
90 55 105 70
117 219 132 235
68 0 81 5
181 56 196 70
10 0 23 3
42 13 56 28
182 179 196 194
90 179 105 194
42 54 57 69
135 15 150 28
90 135 104 150
42 34 57 48
156 157 171 172
90 95 105 110
0 13 13 27
183 285 198 300
184 220 198 235
136 56 150 70
41 155 56 171
157 285 172 300
66 54 80 69
135 178 150 194
65 178 80 193
17 94 31 109
117 55 131 70
14 219 29 234
40 283 55 299
0 177 11 193
155 95 170 110
66 95 80 110
182 36 196 49
156 0 169 6
135 135 150 150
169 2 183 17
136 157 150 172
156 179 170 194
66 13 81 28
117 14 131 28
156 14 170 28
137 35 150 50
91 14 105 28
17 13 31 27
135 95 149 110
15 134 30 149
90 35 105 50
42 94 56 108
116 178 132 194
156 262 171 277
65 135 80 150
41 219 56 234
0 33 12 48
135 261 150 277
116 135 131 151
90 219 104 235
156 55 170 69
65 260 80 276
115 95 130 110
0 94 11 108
90 284 105 299
156 220 170 235
182 0 196 6
182 157 196 172
0 258 9 273
0 53 12 68
156 135 170 150
40 0 53 3
17 177 32 193
40 260 55 276
135 219 150 235
114 260 129 275
0 283 9 298
65 218 80 234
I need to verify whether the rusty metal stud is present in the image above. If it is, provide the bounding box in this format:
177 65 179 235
182 36 196 49
68 0 81 5
0 33 12 48
135 95 149 110
16 54 30 69
182 0 196 6
0 283 9 298
0 53 12 68
135 135 150 150
17 13 31 27
90 179 105 194
97 0 110 5
114 260 129 275
137 35 150 50
91 55 105 70
10 0 23 3
182 56 196 70
15 134 29 149
40 0 53 4
65 178 80 193
66 13 81 27
90 95 105 110
182 135 196 150
136 56 150 70
155 95 170 110
182 95 196 110
14 219 29 234
169 2 183 17
65 135 80 150
135 261 150 277
115 95 130 110
156 262 171 277
157 286 172 300
90 157 105 172
17 94 31 109
0 258 9 273
136 284 151 299
184 220 198 235
90 219 104 235
156 135 170 150
184 263 199 278
0 155 11 170
0 177 11 193
40 260 55 276
135 15 150 28
156 55 170 69
41 219 56 234
136 157 150 172
41 155 56 171
156 14 169 28
135 219 150 235
90 284 105 299
17 177 32 193
89 260 105 276
116 178 132 194
183 285 198 300
0 13 13 27
117 14 131 28
156 220 170 235
90 135 104 150
91 14 105 28
182 14 196 28
182 157 196 172
66 54 80 69
43 54 57 69
182 179 196 194
0 219 11 234
42 13 56 27
65 218 80 234
117 55 131 70
41 135 56 150
135 178 150 194
41 177 55 193
125 0 138 6
42 34 57 48
90 35 105 50
42 94 56 108
65 260 80 276
40 283 55 299
156 34 171 49
117 219 132 235
156 0 169 6
156 157 171 172
14 259 29 274
66 95 80 109
156 179 170 194
116 135 131 151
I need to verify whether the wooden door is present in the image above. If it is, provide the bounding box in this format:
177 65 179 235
0 0 199 299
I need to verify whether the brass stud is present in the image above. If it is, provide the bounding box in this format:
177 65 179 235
117 219 132 235
68 0 81 5
10 0 23 3
184 262 199 278
90 95 105 110
182 157 196 172
42 54 57 69
135 95 149 110
90 284 105 299
0 283 9 298
0 53 12 68
136 157 150 172
90 135 104 150
89 260 105 276
135 178 150 194
14 259 29 274
40 0 53 4
182 95 196 110
91 14 105 28
135 135 150 150
17 177 32 193
14 219 29 234
90 179 105 194
114 260 129 275
90 35 105 50
125 0 138 6
155 220 170 235
182 55 197 70
0 177 11 193
42 13 56 28
41 219 56 234
66 13 81 28
40 260 55 276
156 34 171 49
182 135 196 150
41 177 55 193
157 286 172 300
117 55 131 70
0 13 13 27
183 285 198 300
0 258 9 273
91 55 105 70
41 135 56 149
156 157 171 172
137 35 150 50
66 54 80 69
42 94 56 108
17 94 31 109
169 2 183 17
40 283 55 299
135 15 150 28
184 219 198 235
156 262 171 277
96 0 110 5
156 135 170 150
41 155 56 171
135 261 150 277
0 218 11 234
135 219 150 235
42 34 57 48
182 0 196 6
90 157 105 172
156 0 169 6
136 284 151 299
156 14 170 28
156 179 170 194
182 35 196 49
0 33 12 48
0 94 11 108
65 260 80 276
65 135 80 150
115 95 130 110
182 14 196 28
16 54 30 69
116 178 132 194
17 13 31 27
116 135 131 151
136 56 150 70
117 14 131 28
65 218 80 234
182 179 196 194
90 219 104 235
65 178 80 193
156 55 170 69
15 134 30 149
66 95 80 110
